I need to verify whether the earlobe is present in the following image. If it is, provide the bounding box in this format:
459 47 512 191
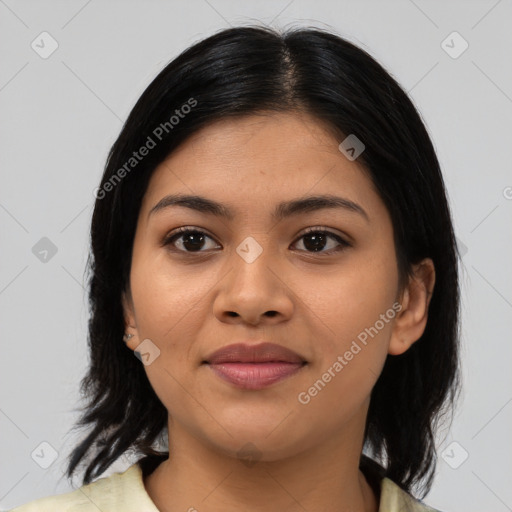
121 289 138 349
388 258 435 356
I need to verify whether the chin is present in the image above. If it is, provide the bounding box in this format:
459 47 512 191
203 424 307 463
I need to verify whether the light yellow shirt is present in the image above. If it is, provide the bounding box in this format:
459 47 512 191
9 462 442 511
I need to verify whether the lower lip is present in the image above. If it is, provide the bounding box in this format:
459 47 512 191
206 362 306 390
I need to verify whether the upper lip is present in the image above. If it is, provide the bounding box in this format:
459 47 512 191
204 342 306 364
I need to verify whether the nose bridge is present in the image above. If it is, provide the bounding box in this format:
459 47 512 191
230 233 276 292
213 233 293 324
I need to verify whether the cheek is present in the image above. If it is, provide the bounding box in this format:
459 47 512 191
130 248 210 336
294 249 398 371
128 256 206 408
293 266 396 423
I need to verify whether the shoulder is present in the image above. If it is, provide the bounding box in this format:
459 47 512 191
9 463 159 512
380 477 444 512
360 455 444 511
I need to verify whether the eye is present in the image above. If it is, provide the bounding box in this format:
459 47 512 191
162 227 220 253
291 227 350 254
162 226 350 255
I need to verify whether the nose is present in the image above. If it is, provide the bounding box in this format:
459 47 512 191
212 241 294 326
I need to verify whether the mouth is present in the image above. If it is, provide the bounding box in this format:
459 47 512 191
202 342 307 390
203 341 307 365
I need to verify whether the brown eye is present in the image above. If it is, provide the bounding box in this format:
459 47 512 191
162 227 350 255
163 228 220 253
292 229 350 254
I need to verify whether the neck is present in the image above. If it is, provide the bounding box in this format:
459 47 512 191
143 415 378 512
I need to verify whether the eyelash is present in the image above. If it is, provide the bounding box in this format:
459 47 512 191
161 226 351 255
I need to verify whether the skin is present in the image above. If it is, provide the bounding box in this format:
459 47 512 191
122 112 435 512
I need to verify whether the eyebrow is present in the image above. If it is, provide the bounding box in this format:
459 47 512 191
148 193 369 222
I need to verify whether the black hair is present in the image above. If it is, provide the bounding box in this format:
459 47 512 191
65 25 460 499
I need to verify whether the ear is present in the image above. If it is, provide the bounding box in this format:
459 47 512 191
388 258 435 356
121 287 139 351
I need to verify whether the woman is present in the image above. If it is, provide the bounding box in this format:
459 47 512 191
11 25 460 512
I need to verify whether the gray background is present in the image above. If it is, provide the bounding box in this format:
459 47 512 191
1 1 511 511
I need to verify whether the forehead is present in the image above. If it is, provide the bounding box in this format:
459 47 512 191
166 111 344 165
140 112 383 221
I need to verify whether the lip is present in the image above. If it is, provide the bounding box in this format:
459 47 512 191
207 361 306 390
202 342 307 390
203 342 306 365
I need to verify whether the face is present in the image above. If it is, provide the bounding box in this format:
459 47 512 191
123 112 432 461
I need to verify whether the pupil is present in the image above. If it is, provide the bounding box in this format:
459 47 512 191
183 232 204 251
181 232 328 252
304 233 326 252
